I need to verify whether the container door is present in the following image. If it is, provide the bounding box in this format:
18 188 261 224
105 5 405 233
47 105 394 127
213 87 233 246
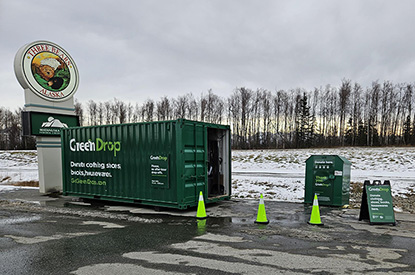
182 123 207 204
313 162 335 205
207 128 230 198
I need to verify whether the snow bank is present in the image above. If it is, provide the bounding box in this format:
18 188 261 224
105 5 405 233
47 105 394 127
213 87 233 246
0 151 38 193
1 148 415 203
232 147 415 202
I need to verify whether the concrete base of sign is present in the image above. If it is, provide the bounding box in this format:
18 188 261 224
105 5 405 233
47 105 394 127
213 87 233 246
23 89 75 194
37 136 63 193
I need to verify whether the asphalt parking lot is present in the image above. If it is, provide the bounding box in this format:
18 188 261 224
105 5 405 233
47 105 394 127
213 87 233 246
1 189 415 274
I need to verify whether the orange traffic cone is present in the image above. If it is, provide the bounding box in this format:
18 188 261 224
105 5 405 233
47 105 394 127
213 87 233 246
308 194 323 226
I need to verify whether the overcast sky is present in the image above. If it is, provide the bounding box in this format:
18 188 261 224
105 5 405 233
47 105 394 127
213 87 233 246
1 0 415 110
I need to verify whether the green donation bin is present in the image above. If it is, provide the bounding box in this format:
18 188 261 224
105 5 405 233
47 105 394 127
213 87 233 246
304 155 351 206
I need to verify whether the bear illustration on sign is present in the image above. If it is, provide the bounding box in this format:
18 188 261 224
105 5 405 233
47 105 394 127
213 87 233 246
31 53 70 92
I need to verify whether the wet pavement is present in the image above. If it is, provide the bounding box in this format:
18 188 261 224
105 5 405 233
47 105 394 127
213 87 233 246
1 189 415 274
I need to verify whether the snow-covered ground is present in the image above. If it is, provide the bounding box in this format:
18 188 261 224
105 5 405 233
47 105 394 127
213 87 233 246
1 148 414 203
0 151 38 192
232 147 415 202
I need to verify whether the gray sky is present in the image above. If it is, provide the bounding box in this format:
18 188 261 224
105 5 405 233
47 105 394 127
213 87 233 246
1 0 415 109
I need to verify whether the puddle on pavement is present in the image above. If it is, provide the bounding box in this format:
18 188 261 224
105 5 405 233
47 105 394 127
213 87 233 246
0 214 42 225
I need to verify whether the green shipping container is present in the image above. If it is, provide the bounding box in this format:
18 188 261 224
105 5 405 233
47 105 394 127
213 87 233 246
304 155 351 206
61 119 231 209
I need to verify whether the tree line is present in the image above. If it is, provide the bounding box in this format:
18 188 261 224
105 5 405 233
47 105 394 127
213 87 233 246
2 79 415 150
0 107 35 150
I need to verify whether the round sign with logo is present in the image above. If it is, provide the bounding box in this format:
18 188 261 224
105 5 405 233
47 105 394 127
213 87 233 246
14 41 79 102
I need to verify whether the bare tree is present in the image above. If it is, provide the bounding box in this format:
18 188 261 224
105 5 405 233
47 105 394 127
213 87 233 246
141 100 154 122
379 81 394 145
156 97 171 121
368 82 381 146
86 100 97 126
115 99 127 124
186 93 199 121
97 102 104 125
200 90 224 124
228 92 241 148
104 101 112 124
74 99 84 126
173 95 188 119
238 87 252 148
346 83 363 145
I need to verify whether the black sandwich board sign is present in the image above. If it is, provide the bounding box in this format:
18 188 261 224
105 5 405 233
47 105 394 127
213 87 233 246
359 180 396 226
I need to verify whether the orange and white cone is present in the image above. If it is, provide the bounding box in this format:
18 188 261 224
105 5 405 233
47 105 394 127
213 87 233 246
308 194 323 226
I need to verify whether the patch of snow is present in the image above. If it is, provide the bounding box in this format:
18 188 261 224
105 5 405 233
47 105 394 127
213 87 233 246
0 151 39 192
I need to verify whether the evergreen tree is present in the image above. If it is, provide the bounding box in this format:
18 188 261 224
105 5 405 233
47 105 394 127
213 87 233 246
403 115 411 145
295 92 312 148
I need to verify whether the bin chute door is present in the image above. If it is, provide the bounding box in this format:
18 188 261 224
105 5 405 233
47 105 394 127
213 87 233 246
313 163 334 205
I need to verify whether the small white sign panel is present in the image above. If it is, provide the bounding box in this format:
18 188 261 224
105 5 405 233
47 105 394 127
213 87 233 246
334 170 343 176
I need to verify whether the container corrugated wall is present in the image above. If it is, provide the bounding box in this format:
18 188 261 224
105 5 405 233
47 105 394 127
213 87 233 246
61 119 231 209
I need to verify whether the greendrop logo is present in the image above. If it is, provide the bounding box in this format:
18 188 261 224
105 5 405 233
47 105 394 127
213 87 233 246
14 41 79 101
70 138 121 157
150 155 168 161
368 187 389 192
